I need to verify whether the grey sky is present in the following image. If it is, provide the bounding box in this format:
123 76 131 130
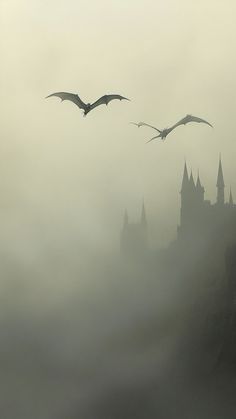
1 0 236 250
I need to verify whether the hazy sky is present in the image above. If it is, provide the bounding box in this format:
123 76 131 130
2 3 236 418
1 0 236 251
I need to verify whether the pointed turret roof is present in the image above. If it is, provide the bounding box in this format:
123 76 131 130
229 188 234 205
189 170 196 189
181 161 189 192
196 172 201 189
196 171 204 191
217 155 225 187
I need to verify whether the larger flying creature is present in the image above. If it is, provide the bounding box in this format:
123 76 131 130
46 92 130 116
131 114 213 142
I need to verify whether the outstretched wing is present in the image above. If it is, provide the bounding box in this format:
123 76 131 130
90 94 130 111
185 114 213 127
45 92 87 110
130 121 161 133
171 114 213 131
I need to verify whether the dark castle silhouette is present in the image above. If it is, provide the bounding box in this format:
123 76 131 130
120 156 236 367
178 157 235 245
121 156 236 256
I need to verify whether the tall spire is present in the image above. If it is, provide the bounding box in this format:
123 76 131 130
196 171 204 189
189 170 196 190
216 155 225 204
229 188 234 206
217 155 225 188
196 170 204 202
181 161 189 192
196 171 201 189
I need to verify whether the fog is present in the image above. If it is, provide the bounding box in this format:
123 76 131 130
1 0 236 418
2 0 236 247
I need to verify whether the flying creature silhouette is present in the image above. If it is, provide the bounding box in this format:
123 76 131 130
46 92 130 116
131 114 213 142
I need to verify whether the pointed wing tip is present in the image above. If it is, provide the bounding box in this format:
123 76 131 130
201 117 213 128
45 93 63 102
45 93 56 99
186 114 213 128
146 135 161 143
203 120 213 128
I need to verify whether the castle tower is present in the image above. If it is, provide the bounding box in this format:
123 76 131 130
179 163 202 238
196 172 205 203
181 161 189 193
189 170 196 192
177 157 236 246
216 156 225 205
180 161 190 228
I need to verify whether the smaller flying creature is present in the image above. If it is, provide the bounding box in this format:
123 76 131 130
46 92 130 116
130 114 213 143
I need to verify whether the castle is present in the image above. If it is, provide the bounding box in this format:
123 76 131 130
120 157 236 256
178 157 236 248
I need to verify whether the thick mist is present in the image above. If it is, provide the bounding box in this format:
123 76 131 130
1 0 236 418
1 0 236 248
